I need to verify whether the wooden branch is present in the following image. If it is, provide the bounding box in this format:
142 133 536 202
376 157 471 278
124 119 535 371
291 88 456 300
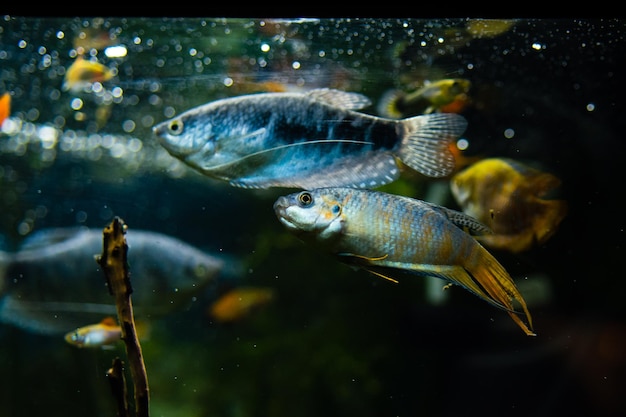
97 216 150 417
106 358 129 417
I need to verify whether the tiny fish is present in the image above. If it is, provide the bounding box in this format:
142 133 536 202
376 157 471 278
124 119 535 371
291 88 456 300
377 79 472 119
0 92 11 126
450 157 568 253
0 227 227 334
63 56 114 92
64 316 121 348
274 187 535 336
153 88 467 189
209 286 275 323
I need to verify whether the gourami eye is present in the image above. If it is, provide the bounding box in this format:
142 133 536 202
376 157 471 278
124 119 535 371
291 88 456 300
298 192 313 206
168 119 184 136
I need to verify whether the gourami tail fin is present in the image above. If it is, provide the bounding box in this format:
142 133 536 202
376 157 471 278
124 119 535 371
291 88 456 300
396 113 468 178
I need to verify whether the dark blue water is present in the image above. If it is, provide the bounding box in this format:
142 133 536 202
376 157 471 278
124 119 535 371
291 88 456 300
1 17 625 417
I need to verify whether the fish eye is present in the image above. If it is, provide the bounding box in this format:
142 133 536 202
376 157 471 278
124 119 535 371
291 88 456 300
168 119 184 136
297 192 313 206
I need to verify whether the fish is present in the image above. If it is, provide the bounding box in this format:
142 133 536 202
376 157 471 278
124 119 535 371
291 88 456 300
0 227 227 334
63 56 114 92
153 88 468 189
64 316 122 349
64 316 150 349
0 92 11 126
273 187 535 336
450 157 568 253
208 286 275 323
377 79 472 119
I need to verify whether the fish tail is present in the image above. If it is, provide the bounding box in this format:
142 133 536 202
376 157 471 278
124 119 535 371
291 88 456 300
396 113 468 178
466 246 536 336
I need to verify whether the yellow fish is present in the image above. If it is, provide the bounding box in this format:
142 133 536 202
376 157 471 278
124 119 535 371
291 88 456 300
64 316 149 349
274 187 535 336
450 158 568 253
209 287 275 323
64 316 122 349
0 92 11 126
63 56 114 92
378 78 472 118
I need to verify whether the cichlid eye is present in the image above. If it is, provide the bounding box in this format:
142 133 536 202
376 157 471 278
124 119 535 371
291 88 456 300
168 119 184 136
297 192 313 206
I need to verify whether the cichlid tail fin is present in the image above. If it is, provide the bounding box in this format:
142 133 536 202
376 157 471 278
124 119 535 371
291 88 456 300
465 245 535 336
396 113 468 178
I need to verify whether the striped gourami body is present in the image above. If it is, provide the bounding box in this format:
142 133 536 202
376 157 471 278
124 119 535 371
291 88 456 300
153 88 467 189
273 187 535 336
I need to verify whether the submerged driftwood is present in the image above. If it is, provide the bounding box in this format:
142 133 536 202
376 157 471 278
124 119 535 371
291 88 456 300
97 217 150 417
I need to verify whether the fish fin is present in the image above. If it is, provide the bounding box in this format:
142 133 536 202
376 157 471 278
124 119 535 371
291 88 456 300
282 152 401 189
18 226 90 250
336 253 399 283
376 89 406 119
0 297 116 335
422 202 493 235
100 316 118 326
226 146 400 189
396 113 468 177
305 88 372 110
364 268 399 284
465 247 535 336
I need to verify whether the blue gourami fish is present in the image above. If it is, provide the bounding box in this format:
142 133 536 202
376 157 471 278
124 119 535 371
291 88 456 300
153 88 468 189
273 187 535 336
0 227 226 334
450 157 568 253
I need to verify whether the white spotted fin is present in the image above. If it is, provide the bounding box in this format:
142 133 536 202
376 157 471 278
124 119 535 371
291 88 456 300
396 113 468 178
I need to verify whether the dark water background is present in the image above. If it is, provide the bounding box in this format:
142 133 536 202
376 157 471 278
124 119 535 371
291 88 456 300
0 17 625 417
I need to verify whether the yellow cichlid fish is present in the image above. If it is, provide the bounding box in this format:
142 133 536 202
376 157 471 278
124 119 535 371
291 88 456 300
274 187 535 336
450 157 568 253
377 78 472 119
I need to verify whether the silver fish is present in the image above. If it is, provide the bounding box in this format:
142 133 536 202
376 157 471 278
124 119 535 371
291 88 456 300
273 187 535 336
0 227 226 334
153 88 467 189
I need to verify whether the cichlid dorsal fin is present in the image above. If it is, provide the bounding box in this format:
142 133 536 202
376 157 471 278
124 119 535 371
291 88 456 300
423 202 493 236
305 88 372 111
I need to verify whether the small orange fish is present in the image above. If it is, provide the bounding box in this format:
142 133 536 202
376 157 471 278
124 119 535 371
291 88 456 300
0 92 11 126
450 158 568 253
63 56 114 92
209 287 275 323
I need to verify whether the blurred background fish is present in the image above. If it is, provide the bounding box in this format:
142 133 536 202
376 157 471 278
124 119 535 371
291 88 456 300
0 92 10 127
0 227 233 335
450 157 568 253
274 187 535 336
208 286 276 323
153 88 467 189
62 56 114 93
377 78 472 119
